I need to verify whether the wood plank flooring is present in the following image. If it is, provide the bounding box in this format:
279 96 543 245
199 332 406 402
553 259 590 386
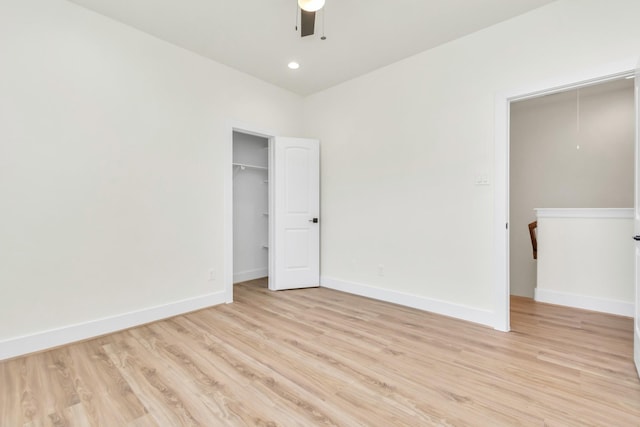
2 279 639 426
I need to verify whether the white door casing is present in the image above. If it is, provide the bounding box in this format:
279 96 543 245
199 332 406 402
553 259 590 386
634 58 640 379
270 137 320 290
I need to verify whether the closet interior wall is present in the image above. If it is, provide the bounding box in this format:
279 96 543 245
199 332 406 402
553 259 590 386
233 132 269 284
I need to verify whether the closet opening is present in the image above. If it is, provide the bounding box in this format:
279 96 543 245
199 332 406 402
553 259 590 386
232 131 270 286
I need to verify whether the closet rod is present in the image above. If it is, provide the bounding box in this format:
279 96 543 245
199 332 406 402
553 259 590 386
232 162 268 170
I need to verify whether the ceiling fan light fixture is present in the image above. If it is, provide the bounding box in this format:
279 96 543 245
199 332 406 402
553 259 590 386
298 0 325 12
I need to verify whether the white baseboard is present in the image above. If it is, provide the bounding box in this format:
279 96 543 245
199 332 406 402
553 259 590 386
320 276 494 327
534 288 634 317
234 268 268 284
635 328 640 380
0 291 226 361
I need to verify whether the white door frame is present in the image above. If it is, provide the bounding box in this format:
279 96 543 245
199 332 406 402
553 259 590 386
225 121 277 303
494 57 637 332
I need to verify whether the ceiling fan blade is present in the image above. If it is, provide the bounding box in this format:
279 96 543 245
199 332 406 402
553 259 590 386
300 10 315 37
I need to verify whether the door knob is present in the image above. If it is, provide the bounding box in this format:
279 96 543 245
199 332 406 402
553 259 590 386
634 235 640 241
309 218 319 223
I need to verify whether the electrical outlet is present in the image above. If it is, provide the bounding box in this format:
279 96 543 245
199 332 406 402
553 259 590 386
208 269 216 281
378 264 385 277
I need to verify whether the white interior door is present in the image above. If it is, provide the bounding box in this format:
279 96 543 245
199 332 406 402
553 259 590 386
634 60 640 379
271 137 320 290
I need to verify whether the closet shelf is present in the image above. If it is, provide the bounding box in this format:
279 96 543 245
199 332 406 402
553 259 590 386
233 162 267 170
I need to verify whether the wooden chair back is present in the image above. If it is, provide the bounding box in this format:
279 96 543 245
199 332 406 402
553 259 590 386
528 221 538 260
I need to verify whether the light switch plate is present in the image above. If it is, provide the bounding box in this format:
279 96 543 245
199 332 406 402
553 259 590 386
474 174 490 185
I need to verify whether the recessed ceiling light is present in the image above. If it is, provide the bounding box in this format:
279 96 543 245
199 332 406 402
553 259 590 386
288 61 300 70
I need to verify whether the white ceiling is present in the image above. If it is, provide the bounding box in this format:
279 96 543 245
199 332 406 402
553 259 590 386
68 0 556 96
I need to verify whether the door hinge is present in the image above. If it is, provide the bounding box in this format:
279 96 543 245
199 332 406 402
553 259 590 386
506 222 509 230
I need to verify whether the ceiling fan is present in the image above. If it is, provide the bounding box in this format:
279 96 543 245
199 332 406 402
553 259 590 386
297 0 326 39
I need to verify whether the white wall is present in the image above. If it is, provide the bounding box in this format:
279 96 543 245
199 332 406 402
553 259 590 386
0 0 302 358
233 132 269 283
304 0 640 324
535 209 634 316
510 80 635 298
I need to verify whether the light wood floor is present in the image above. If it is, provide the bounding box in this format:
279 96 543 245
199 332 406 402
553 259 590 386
2 279 639 426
